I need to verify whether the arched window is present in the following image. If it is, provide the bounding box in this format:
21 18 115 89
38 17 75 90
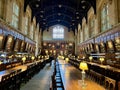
53 25 64 39
30 25 34 39
89 17 95 37
79 29 81 43
12 2 19 29
78 24 81 43
83 26 85 41
0 0 4 18
81 29 83 42
101 3 110 32
34 30 37 41
24 16 28 35
85 26 88 40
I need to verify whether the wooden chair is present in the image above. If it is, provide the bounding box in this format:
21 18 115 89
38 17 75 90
8 71 16 90
15 69 22 90
49 80 53 90
1 74 11 90
95 72 105 85
118 81 120 90
105 77 116 90
50 61 65 90
51 75 64 90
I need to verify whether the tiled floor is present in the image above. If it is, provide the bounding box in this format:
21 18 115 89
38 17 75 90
20 61 54 90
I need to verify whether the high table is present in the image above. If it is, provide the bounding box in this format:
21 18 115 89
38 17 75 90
58 60 105 90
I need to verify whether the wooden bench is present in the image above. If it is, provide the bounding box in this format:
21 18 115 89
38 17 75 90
50 60 65 90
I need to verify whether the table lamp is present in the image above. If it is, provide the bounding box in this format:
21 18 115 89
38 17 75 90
0 61 3 65
99 57 104 64
22 56 26 64
38 56 41 59
83 56 85 59
89 56 93 62
31 56 35 61
65 58 69 62
79 61 88 87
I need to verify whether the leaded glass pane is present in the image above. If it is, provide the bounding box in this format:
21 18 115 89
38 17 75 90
53 25 64 39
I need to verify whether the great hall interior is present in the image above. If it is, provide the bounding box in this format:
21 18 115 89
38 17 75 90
0 0 120 90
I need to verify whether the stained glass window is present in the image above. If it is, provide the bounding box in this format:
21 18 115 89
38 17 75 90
53 25 64 39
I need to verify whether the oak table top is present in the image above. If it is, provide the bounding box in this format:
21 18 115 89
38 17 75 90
87 62 120 73
0 60 42 82
58 60 105 90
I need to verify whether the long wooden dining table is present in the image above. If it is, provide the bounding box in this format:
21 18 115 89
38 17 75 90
87 61 120 73
58 60 105 90
0 60 43 82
